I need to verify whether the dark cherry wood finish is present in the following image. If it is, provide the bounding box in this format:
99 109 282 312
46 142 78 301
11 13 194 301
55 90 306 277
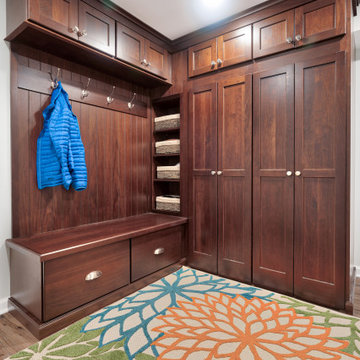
44 241 130 321
131 226 183 281
217 75 252 283
78 0 115 55
253 10 295 58
188 39 217 77
294 52 346 308
253 65 295 295
144 40 170 79
217 25 252 69
29 0 78 39
295 0 345 47
188 82 218 273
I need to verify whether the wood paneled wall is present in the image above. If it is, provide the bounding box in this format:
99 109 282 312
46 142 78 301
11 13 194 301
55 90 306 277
11 44 151 238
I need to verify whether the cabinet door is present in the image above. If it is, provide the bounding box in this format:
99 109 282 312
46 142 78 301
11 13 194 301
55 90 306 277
116 23 145 67
295 0 345 47
253 65 295 295
29 0 78 39
217 25 252 69
217 75 252 283
188 39 217 77
253 10 295 58
188 82 218 273
294 52 346 309
78 1 115 55
144 40 169 79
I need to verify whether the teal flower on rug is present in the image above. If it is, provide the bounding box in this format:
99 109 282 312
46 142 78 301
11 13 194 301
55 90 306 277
81 267 273 358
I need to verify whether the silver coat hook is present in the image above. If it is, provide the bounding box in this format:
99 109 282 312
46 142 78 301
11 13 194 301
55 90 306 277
50 67 61 89
128 92 137 109
81 78 91 99
106 85 116 105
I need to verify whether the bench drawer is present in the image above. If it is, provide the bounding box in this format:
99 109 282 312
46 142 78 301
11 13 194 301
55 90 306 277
43 241 130 321
131 226 183 281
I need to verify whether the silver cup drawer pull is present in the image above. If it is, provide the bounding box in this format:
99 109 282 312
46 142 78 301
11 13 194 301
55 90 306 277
154 247 165 255
85 270 103 281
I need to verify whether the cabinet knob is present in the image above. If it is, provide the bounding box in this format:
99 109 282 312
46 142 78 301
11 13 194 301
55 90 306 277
141 59 148 65
295 34 302 42
286 170 293 176
217 171 223 176
146 61 151 67
85 270 102 281
79 29 87 37
211 60 216 68
211 170 216 175
71 25 80 34
217 58 223 66
286 37 294 44
295 170 302 177
154 247 165 255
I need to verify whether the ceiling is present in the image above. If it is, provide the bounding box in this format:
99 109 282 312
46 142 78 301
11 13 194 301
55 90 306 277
112 0 269 40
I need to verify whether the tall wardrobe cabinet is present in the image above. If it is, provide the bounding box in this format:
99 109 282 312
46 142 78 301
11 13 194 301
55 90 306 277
188 75 252 283
253 52 346 309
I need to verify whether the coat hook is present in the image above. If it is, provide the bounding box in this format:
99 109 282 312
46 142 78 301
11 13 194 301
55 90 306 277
106 85 116 105
49 67 61 89
128 92 137 110
81 78 91 99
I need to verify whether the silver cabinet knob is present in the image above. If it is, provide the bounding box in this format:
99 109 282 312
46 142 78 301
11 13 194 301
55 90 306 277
211 170 216 175
295 34 302 42
79 29 87 37
210 60 216 68
71 25 80 34
295 170 302 177
146 61 151 67
286 170 293 176
141 59 148 66
217 171 223 176
85 270 102 281
217 58 223 66
286 37 294 44
154 247 165 255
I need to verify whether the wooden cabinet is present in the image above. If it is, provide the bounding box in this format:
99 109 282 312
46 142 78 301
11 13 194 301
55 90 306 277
252 52 346 308
253 0 345 58
29 0 78 39
78 0 115 55
253 10 295 58
188 75 252 282
253 65 295 295
188 26 252 77
116 23 170 79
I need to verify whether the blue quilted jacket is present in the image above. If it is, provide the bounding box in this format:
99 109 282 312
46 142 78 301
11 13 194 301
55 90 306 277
37 82 87 191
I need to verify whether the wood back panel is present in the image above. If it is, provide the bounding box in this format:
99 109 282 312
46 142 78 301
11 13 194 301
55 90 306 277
11 45 151 238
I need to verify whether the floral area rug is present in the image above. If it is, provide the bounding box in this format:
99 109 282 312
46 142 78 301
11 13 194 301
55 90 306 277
9 266 360 359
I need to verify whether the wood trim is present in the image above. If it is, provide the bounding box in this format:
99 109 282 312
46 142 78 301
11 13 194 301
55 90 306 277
8 260 186 339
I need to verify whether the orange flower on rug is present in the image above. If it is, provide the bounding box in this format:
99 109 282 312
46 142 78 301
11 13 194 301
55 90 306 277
152 294 358 360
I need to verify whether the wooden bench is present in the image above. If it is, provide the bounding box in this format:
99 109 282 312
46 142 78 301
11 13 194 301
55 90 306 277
7 213 187 338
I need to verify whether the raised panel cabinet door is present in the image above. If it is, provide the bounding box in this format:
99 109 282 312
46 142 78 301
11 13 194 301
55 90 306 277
144 40 169 79
217 75 252 283
188 82 218 273
29 0 78 39
253 65 295 295
188 39 217 77
78 1 115 56
253 10 295 58
116 23 145 67
294 0 345 47
217 25 252 69
294 52 346 309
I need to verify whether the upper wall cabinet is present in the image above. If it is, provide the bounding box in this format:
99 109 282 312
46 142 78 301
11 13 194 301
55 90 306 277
29 0 115 55
78 1 115 55
188 25 252 77
253 0 345 58
116 23 170 80
29 0 79 39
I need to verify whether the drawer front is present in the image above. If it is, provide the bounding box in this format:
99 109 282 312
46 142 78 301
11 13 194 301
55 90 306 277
44 241 130 321
131 227 183 282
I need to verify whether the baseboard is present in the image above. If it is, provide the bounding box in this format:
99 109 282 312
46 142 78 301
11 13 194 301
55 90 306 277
0 296 9 315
